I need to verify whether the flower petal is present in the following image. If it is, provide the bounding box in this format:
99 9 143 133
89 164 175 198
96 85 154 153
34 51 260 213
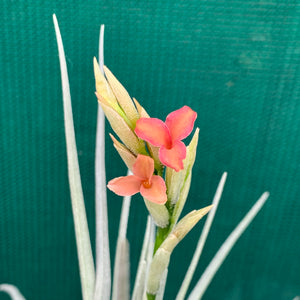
135 118 172 148
140 175 167 204
159 140 186 172
132 155 154 180
165 106 197 142
107 175 141 196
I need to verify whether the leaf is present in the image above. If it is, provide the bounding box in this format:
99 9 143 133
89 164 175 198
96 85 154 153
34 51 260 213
112 191 131 300
0 284 26 300
53 14 95 300
132 217 153 300
187 192 269 300
176 172 227 300
94 24 111 300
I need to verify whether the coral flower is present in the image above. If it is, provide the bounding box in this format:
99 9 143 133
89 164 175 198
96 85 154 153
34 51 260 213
135 106 197 172
107 155 167 204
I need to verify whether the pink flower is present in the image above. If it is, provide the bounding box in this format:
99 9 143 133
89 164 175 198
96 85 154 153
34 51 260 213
107 155 167 204
135 106 197 172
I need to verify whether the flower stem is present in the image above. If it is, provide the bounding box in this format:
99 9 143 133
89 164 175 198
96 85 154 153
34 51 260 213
147 293 156 300
153 226 170 253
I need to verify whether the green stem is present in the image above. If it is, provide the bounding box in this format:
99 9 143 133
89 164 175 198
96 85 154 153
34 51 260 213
153 226 170 254
147 293 156 300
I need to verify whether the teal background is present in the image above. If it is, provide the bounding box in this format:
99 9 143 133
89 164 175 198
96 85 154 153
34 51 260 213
0 1 299 299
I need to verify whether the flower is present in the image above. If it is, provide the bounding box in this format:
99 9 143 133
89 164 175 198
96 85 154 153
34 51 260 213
134 106 197 171
107 155 167 204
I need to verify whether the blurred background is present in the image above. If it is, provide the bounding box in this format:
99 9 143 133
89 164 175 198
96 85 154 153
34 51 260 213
0 1 299 299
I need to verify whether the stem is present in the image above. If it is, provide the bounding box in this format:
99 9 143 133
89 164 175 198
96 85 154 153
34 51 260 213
147 293 156 300
153 226 170 254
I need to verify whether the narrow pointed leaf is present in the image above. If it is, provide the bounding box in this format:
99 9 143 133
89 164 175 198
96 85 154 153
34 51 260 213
112 189 131 300
94 24 111 300
132 217 152 300
176 172 227 300
53 14 95 300
187 192 269 300
0 284 26 300
112 239 130 300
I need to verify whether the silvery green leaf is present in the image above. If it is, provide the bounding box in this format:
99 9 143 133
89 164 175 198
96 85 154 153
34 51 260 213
53 14 95 300
187 192 269 300
112 191 131 300
0 284 26 300
132 217 152 300
94 24 111 300
176 172 227 300
112 239 130 300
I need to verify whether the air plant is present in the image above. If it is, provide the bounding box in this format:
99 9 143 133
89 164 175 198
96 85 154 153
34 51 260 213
0 14 269 300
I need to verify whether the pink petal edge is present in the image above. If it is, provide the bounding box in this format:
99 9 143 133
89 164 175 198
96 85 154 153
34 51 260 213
165 106 197 142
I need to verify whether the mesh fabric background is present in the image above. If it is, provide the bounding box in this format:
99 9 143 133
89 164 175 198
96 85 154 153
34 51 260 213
0 1 299 299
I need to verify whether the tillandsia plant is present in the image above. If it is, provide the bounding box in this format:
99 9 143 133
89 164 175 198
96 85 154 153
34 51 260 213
90 24 268 300
0 15 270 300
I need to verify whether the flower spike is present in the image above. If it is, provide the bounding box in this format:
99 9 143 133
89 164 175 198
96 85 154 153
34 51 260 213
107 155 167 205
135 106 197 171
